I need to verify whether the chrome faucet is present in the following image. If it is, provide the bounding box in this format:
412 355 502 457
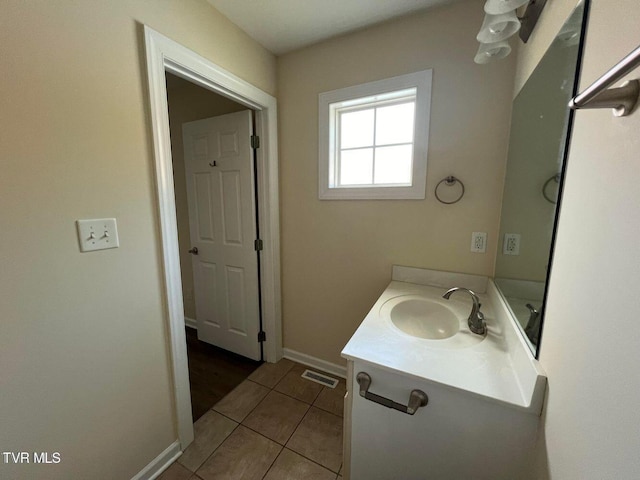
524 303 541 346
442 287 486 335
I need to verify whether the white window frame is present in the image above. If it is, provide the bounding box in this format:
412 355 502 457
319 70 432 200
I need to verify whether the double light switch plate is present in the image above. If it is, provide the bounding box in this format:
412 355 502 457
76 218 119 252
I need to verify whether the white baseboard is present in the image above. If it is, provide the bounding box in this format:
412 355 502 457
131 440 181 480
282 348 347 379
184 316 197 330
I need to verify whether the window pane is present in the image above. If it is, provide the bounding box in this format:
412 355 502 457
340 148 373 185
375 102 415 146
374 145 413 185
340 109 374 149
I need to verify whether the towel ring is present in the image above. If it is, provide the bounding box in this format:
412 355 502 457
542 174 560 204
435 176 465 204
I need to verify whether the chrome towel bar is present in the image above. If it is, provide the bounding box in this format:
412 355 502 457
569 44 640 117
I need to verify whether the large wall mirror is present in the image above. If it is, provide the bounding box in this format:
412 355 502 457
494 1 589 356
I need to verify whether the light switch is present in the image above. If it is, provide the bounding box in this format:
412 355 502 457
76 218 119 252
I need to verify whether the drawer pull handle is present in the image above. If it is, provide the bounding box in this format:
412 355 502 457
356 372 428 415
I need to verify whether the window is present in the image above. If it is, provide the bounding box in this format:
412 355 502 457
319 70 432 200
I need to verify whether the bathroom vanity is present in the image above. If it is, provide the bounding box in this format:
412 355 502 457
341 267 546 480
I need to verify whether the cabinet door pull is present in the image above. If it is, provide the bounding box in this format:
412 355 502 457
356 372 428 415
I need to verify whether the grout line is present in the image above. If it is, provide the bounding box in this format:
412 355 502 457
309 403 344 421
210 380 270 423
284 406 343 473
248 359 296 388
236 400 311 447
283 446 342 475
272 386 318 405
280 401 311 446
241 388 281 423
311 387 345 417
190 422 240 475
213 409 243 424
258 444 286 480
237 421 290 445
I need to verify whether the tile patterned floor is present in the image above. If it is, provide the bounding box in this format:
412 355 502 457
159 359 345 480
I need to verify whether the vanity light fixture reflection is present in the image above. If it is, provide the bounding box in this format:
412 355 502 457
474 41 512 64
477 11 521 44
484 0 529 15
475 0 547 64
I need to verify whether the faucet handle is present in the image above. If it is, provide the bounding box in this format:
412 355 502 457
471 310 486 335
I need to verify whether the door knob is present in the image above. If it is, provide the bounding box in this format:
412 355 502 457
188 247 199 255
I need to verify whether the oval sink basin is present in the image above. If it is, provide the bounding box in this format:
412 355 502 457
379 293 487 349
389 298 460 339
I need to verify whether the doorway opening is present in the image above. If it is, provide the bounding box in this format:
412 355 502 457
165 73 263 421
144 25 282 448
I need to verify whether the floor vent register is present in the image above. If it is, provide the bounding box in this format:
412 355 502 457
301 369 339 389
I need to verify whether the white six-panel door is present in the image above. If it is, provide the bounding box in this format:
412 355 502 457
182 110 261 360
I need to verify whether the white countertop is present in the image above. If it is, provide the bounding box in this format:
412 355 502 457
341 269 546 413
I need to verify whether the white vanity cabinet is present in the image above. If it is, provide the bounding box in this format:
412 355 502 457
343 360 539 480
341 267 547 480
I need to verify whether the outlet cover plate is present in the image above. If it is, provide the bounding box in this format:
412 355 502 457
471 232 487 253
503 233 521 255
76 218 119 252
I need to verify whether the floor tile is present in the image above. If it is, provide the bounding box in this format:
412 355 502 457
157 462 193 480
263 448 337 480
242 390 310 444
274 364 324 404
248 358 295 388
287 406 343 473
178 410 238 472
313 378 346 417
196 426 281 480
213 379 270 422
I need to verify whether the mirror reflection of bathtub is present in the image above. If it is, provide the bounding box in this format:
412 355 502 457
494 1 588 356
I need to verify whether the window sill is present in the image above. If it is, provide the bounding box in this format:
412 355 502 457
319 185 426 200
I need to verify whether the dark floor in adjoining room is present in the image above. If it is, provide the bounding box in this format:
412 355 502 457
185 327 261 421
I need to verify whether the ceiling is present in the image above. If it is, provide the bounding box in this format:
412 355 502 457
207 0 464 55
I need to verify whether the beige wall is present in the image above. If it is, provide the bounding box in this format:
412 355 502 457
277 0 516 365
166 74 247 320
515 0 640 477
0 1 275 479
513 0 580 96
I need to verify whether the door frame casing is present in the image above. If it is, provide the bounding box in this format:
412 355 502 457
143 26 282 448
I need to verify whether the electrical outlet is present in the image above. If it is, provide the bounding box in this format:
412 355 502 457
76 218 119 252
503 233 521 255
470 232 487 253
